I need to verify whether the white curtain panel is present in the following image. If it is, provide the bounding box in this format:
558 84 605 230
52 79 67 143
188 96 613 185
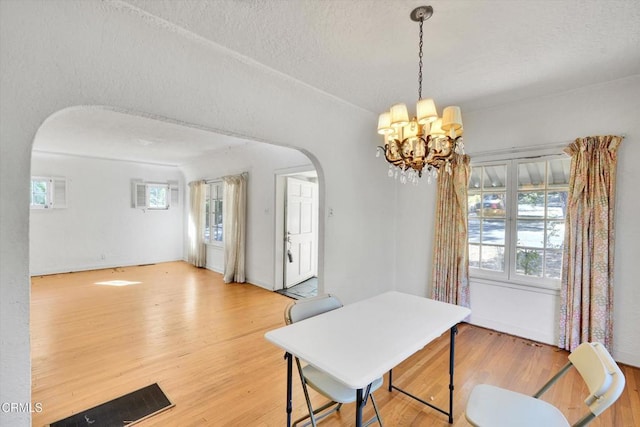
187 180 207 268
223 173 247 283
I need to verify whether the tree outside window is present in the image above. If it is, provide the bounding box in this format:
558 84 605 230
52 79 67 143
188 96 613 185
31 179 48 207
468 155 570 288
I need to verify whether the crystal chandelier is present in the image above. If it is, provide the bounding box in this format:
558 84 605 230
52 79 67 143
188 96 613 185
376 6 464 184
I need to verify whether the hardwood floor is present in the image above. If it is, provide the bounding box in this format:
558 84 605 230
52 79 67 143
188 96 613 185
31 262 639 426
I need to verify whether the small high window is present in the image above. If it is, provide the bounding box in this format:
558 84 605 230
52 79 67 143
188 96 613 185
30 176 67 209
132 181 177 210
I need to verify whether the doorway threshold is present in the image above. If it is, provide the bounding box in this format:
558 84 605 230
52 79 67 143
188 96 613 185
276 277 318 300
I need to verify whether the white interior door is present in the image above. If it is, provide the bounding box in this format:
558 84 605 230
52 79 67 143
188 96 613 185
285 177 318 288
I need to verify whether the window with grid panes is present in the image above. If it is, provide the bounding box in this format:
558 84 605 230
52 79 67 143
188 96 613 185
204 182 223 244
30 176 67 209
31 178 49 208
468 154 570 289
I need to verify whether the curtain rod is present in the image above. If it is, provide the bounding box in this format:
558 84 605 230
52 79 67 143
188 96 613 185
204 171 248 184
470 141 568 160
470 134 627 160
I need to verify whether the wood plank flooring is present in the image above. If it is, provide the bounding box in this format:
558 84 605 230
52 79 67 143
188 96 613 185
31 261 639 426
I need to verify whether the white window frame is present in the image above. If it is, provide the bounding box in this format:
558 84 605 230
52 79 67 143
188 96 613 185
30 176 67 209
204 181 223 246
132 181 175 210
146 183 171 210
468 148 570 291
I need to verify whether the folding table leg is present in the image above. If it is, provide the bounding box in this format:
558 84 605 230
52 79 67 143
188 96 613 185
386 324 460 424
285 352 293 427
447 325 458 424
355 388 364 427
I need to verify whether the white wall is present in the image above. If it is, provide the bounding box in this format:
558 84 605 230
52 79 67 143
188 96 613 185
30 152 184 275
180 143 312 289
393 180 438 297
0 2 396 423
395 75 640 366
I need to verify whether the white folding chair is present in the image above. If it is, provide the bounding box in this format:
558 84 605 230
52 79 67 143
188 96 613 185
465 341 626 427
285 294 383 427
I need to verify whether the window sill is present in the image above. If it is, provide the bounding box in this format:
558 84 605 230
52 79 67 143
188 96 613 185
469 275 560 295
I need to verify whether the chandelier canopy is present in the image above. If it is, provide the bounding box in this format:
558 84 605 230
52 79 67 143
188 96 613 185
376 6 465 184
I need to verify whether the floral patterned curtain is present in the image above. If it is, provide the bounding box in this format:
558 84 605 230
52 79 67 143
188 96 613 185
431 154 471 307
559 135 623 352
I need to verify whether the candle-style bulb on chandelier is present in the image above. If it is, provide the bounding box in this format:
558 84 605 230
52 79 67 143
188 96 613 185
376 6 465 185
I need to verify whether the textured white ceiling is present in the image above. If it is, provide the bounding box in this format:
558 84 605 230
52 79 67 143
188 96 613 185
123 0 640 112
34 108 253 166
35 0 640 164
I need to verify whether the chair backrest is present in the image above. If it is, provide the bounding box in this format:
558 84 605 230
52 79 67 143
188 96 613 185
285 294 343 325
568 342 626 417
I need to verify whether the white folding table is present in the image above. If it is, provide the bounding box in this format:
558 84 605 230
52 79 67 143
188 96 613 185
264 291 471 426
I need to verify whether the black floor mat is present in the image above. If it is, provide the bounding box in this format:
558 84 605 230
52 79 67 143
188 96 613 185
49 383 173 427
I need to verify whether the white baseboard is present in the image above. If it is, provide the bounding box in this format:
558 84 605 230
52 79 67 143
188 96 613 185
30 258 183 277
246 278 272 291
205 265 223 274
470 316 639 368
469 314 557 346
202 266 272 290
612 350 640 368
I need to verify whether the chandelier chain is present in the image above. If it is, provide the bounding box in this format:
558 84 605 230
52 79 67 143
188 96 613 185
418 17 424 100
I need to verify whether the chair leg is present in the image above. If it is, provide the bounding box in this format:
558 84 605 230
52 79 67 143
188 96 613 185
533 361 573 398
293 401 341 427
295 358 318 427
293 358 344 427
294 357 382 427
370 394 383 426
362 393 383 427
